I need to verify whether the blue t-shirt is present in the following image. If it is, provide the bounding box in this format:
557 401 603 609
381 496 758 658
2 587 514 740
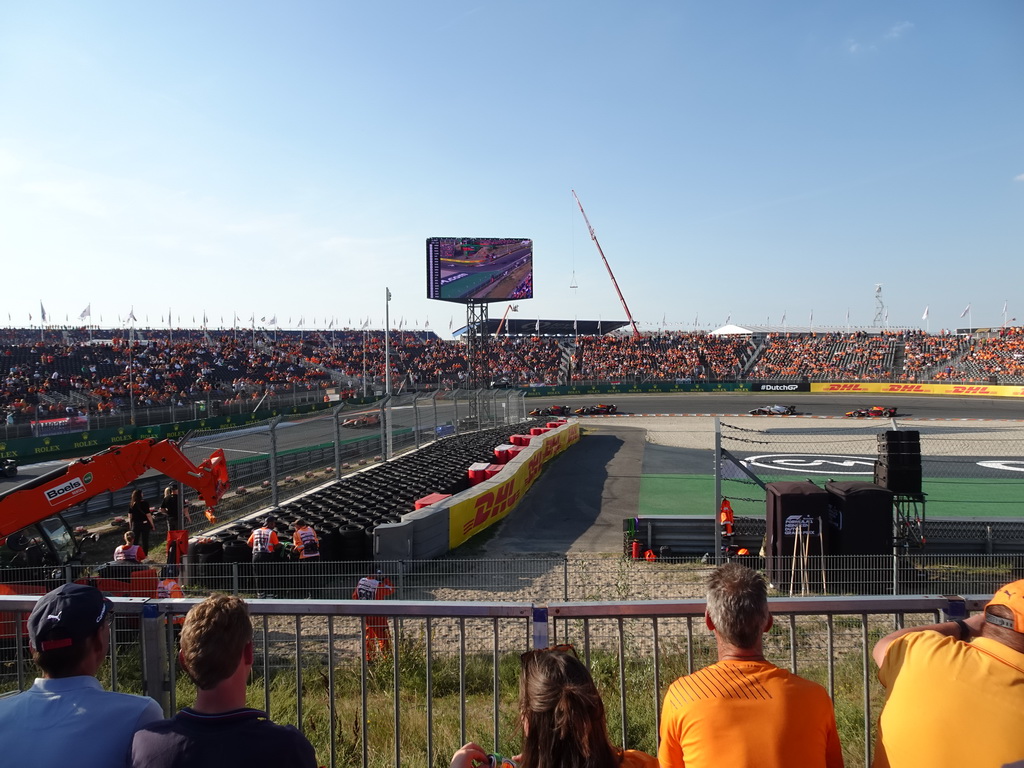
0 676 164 768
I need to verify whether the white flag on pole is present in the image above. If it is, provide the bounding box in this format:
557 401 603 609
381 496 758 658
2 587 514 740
922 306 929 321
960 304 971 318
79 303 91 320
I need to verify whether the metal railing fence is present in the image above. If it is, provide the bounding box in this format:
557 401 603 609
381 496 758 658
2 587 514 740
0 592 980 768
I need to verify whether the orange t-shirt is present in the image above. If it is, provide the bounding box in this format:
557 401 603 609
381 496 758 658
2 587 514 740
659 659 844 768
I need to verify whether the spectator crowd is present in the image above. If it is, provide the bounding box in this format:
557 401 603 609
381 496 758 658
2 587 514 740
7 566 1023 767
4 325 1024 422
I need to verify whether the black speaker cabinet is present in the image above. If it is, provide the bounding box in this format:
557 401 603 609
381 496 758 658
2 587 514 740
825 481 894 555
873 461 922 494
765 481 830 588
826 481 894 594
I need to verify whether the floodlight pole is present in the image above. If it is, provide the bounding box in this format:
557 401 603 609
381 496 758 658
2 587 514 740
572 189 641 338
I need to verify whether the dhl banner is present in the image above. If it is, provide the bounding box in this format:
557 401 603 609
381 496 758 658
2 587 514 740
448 422 581 549
812 382 1024 397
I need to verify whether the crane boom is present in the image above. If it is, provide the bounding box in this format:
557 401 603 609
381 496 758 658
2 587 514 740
572 190 641 338
0 438 229 538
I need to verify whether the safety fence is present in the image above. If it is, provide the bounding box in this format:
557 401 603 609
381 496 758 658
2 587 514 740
2 553 1019 606
180 553 1024 602
0 592 983 768
717 417 1024 523
176 389 528 536
46 389 527 532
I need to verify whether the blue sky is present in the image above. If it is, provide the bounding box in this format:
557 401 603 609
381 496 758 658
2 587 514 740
1 1 1021 335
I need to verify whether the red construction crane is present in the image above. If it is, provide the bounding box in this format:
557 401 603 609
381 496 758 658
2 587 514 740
571 190 641 338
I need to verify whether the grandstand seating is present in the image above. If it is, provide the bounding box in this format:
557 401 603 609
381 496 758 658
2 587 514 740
3 326 1023 421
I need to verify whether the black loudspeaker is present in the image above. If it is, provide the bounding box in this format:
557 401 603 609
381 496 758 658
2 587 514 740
765 481 830 588
825 481 894 556
877 431 921 463
873 461 922 494
825 481 894 594
876 431 922 493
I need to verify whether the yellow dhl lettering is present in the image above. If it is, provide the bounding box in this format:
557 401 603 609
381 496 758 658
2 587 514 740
464 483 520 533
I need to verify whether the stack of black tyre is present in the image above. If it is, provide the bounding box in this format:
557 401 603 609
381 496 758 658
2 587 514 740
223 421 543 564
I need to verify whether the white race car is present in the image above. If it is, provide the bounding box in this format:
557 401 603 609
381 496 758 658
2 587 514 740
749 404 797 416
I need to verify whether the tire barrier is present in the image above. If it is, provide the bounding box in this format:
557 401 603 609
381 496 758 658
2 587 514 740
195 419 558 567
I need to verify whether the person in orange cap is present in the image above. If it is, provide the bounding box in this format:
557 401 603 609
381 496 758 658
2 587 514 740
871 578 1024 767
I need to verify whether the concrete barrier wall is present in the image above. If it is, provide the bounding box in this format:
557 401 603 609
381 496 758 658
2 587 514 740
375 421 581 560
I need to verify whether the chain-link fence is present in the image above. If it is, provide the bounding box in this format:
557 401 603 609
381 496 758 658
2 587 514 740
4 552 1015 608
718 418 1024 522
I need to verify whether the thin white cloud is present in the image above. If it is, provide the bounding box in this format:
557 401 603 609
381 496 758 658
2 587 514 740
1015 173 1024 182
885 22 914 40
847 21 913 54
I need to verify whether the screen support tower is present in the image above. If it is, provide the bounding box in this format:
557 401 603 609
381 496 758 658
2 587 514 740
464 301 489 390
572 190 641 338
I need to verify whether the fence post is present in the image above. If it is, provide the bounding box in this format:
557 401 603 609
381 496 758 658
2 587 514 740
332 404 344 477
531 604 548 650
267 416 282 508
232 562 240 595
432 391 439 442
413 393 422 449
563 556 569 601
140 602 170 714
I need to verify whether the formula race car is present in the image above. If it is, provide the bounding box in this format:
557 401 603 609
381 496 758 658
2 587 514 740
529 405 572 418
0 458 16 478
574 403 618 415
844 406 897 418
341 413 381 428
749 405 797 416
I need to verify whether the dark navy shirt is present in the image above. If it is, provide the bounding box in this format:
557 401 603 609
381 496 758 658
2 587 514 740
130 707 318 768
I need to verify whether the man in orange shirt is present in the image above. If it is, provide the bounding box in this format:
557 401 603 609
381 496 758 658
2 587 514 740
292 519 320 599
292 519 320 561
871 579 1024 767
352 570 395 661
659 564 843 768
247 516 280 599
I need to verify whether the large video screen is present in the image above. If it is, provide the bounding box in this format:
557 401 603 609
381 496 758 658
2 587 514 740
426 237 533 303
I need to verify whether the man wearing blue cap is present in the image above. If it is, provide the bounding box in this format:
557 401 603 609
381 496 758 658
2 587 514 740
0 583 164 768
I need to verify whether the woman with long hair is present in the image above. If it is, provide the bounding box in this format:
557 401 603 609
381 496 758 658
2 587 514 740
451 646 656 768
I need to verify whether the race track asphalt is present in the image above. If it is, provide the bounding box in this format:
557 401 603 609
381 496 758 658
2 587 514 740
480 423 647 556
482 392 1024 556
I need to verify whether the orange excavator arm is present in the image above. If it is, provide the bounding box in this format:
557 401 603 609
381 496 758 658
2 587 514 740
0 438 229 538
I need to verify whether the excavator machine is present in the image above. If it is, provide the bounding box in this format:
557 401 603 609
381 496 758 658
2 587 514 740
0 438 229 632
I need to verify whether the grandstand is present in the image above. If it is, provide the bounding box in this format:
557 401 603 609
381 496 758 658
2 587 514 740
4 323 1023 437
